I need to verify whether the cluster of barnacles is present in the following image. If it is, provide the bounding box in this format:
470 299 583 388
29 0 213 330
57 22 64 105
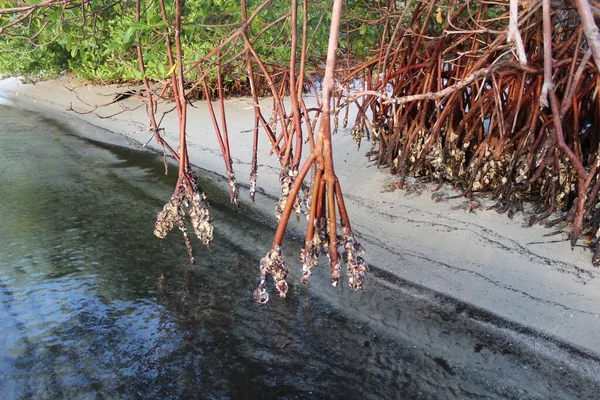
368 114 580 217
227 169 240 206
258 218 368 303
341 226 368 290
249 170 257 201
253 246 289 303
300 242 319 285
351 125 366 148
275 167 303 221
552 158 577 210
300 218 330 284
154 170 213 261
300 184 311 219
467 150 509 192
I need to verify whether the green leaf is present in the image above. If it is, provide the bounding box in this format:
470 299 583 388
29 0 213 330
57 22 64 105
46 8 60 23
104 41 120 55
132 68 144 80
130 21 149 30
124 27 135 43
157 62 166 77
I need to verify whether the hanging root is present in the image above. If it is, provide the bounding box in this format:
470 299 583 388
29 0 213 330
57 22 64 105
253 0 371 302
154 170 213 263
275 166 303 221
341 226 367 290
253 246 289 303
249 169 257 202
257 163 369 301
227 169 240 206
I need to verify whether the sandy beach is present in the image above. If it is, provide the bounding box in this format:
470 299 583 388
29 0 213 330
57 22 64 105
1 75 599 359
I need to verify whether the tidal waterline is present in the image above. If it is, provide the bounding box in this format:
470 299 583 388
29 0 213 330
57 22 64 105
0 102 598 399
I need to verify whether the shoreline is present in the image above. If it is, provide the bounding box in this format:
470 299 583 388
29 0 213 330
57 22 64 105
2 75 600 357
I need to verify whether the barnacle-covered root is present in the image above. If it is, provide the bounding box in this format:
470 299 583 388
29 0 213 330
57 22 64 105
300 242 318 285
330 261 341 287
341 227 368 290
249 170 257 202
227 169 240 206
300 183 311 220
300 216 333 284
188 190 213 247
154 192 185 239
351 126 364 149
275 167 302 221
253 246 289 303
154 170 213 262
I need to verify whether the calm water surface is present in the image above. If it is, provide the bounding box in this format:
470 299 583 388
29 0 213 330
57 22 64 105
0 100 599 399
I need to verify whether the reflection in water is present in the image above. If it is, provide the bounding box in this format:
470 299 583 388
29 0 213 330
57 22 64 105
0 104 599 399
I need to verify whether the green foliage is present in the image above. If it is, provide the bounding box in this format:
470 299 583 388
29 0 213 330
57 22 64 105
0 0 373 83
0 39 69 80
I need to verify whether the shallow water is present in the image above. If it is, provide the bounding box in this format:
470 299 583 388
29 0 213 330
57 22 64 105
0 101 599 399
